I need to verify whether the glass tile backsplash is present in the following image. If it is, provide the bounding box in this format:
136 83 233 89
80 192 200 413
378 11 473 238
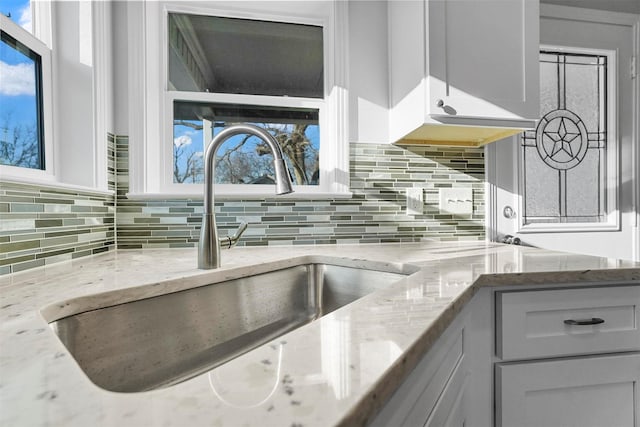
0 134 484 274
0 136 116 274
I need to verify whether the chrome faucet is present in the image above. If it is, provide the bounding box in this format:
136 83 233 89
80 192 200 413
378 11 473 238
198 124 294 269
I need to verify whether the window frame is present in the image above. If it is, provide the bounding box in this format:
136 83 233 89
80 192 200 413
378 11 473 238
517 45 619 234
127 1 350 199
0 11 54 182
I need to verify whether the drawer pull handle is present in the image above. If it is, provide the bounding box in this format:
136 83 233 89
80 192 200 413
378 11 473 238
564 318 605 326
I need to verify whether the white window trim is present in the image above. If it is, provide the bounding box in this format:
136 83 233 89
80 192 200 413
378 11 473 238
517 45 619 234
0 12 54 183
163 92 327 196
127 1 350 199
31 0 52 48
91 0 111 192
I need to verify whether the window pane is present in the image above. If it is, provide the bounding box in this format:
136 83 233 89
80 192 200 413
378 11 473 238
168 13 323 98
0 30 44 169
173 101 319 185
539 59 558 117
565 62 599 131
523 145 560 218
1 0 32 33
566 149 600 218
521 51 607 225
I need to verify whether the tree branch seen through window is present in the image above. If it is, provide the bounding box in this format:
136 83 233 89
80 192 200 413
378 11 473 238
0 114 40 169
172 121 319 186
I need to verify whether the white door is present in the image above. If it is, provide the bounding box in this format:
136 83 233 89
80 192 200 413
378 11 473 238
487 5 639 261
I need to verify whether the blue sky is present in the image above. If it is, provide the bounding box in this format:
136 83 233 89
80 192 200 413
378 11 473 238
1 0 31 29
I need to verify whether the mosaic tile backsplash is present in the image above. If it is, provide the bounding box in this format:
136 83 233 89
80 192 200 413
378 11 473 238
116 136 485 249
1 134 484 274
0 136 116 274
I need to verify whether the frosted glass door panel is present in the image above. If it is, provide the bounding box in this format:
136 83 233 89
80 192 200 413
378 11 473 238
521 51 608 224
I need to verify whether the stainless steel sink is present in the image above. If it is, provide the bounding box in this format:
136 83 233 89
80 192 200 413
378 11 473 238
48 258 415 393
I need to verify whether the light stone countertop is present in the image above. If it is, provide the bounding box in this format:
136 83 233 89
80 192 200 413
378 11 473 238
1 241 639 427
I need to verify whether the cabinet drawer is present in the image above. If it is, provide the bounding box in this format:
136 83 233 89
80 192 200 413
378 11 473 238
497 286 640 360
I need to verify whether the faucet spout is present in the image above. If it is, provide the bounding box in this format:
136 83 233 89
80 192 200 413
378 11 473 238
198 124 294 269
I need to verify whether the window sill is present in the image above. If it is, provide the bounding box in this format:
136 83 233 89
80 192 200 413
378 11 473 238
0 175 114 197
125 191 353 201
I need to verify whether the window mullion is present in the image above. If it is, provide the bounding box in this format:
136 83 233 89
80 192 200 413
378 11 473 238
167 91 325 110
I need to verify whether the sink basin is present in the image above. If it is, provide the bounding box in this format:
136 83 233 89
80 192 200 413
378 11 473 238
48 257 415 393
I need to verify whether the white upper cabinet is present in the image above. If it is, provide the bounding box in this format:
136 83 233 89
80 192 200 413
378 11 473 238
388 0 540 147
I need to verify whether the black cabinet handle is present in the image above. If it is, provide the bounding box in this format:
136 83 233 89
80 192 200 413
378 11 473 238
564 317 605 326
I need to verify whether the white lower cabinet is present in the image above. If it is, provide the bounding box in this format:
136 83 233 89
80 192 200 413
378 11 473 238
371 308 471 427
496 285 640 427
496 353 640 427
372 284 640 427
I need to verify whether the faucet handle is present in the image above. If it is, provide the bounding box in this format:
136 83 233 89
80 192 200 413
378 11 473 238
219 222 248 249
232 222 248 240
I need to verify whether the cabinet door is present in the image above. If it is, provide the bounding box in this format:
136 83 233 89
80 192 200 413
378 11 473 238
424 355 467 427
371 327 464 427
371 310 469 427
496 353 640 427
427 0 539 122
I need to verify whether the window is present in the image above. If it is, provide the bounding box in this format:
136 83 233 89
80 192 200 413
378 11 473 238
168 13 322 188
519 47 618 231
128 1 349 197
0 31 43 169
0 3 53 180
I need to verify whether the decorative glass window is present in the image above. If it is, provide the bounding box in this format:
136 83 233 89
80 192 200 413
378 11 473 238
520 49 617 229
168 13 323 187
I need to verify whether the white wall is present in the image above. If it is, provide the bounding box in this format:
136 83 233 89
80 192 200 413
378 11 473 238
348 1 389 144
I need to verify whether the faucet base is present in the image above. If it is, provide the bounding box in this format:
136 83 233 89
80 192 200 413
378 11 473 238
198 213 221 269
